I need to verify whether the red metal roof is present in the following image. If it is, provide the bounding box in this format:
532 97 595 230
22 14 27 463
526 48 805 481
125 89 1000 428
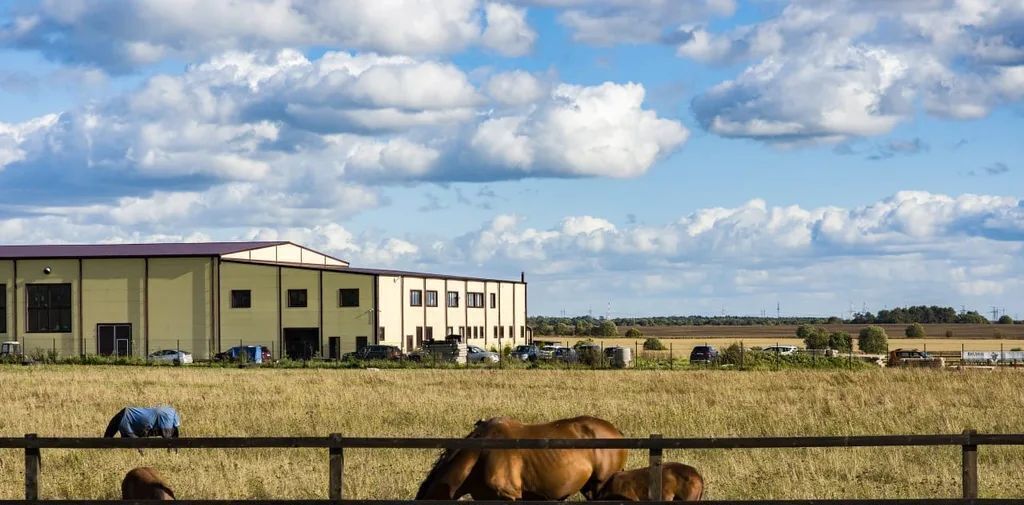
0 241 288 259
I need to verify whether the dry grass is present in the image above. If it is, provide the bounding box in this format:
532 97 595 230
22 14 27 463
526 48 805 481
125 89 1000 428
1 366 1024 500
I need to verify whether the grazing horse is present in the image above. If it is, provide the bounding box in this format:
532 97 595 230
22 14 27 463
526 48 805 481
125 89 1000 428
416 416 627 501
104 405 180 454
595 462 704 501
121 467 175 500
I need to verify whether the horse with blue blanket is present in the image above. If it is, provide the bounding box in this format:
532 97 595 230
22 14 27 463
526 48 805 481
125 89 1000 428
104 405 181 453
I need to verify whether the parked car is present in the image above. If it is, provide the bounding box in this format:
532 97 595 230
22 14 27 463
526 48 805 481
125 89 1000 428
467 345 500 363
689 345 719 364
887 348 945 368
147 349 193 364
550 347 578 363
538 344 567 360
343 345 403 361
510 344 540 361
214 345 270 363
762 345 798 356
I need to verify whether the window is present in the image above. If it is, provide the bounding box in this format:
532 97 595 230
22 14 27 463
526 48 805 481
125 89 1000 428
416 326 423 346
26 283 72 333
508 326 513 340
499 326 505 338
467 292 484 308
426 327 434 341
446 326 453 335
520 326 525 339
0 284 5 334
231 290 251 308
339 288 359 307
490 293 496 308
377 327 385 344
493 327 498 339
287 289 307 308
447 291 459 307
410 290 423 307
426 290 438 307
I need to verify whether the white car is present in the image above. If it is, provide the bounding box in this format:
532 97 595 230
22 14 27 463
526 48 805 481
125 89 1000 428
762 345 798 356
537 344 566 360
148 349 193 364
466 345 499 363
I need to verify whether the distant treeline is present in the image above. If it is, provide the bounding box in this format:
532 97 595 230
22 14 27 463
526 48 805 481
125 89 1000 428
528 305 997 331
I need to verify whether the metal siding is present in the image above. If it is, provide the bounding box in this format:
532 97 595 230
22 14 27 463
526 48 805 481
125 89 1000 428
81 259 145 357
147 258 213 359
0 260 12 338
16 258 80 356
321 271 375 356
219 262 280 354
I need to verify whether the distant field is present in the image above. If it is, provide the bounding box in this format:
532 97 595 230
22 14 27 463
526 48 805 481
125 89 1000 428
2 366 1024 500
615 323 1024 340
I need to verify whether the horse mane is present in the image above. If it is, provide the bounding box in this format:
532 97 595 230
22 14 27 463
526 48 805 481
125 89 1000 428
415 419 491 499
103 408 126 438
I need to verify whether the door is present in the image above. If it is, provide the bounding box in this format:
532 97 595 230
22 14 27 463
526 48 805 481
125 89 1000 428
406 335 413 352
425 327 434 342
97 324 132 356
328 337 340 360
356 336 368 351
283 328 319 360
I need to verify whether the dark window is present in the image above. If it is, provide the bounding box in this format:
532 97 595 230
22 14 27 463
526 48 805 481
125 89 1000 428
426 327 434 341
231 290 251 308
520 326 525 339
26 283 72 333
339 288 359 307
356 336 368 350
447 291 459 307
508 326 513 339
287 289 308 308
416 327 423 347
0 284 5 334
467 292 484 308
490 293 496 308
410 290 423 306
493 327 498 338
426 290 438 307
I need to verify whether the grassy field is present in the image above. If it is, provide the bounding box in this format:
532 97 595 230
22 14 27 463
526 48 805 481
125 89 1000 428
1 366 1024 500
585 323 1024 340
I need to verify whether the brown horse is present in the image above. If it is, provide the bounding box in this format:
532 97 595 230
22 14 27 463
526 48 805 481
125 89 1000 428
121 467 175 500
595 462 704 501
416 416 627 501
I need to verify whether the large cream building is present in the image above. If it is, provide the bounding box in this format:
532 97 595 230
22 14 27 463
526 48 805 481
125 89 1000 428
0 241 529 359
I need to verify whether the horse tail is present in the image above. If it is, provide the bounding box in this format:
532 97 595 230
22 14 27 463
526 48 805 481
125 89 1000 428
104 408 126 438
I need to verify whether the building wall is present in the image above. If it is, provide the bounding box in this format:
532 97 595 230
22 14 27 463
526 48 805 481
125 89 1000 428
81 259 145 356
147 258 213 358
0 261 13 340
375 275 401 348
12 259 81 356
321 270 374 356
219 261 279 353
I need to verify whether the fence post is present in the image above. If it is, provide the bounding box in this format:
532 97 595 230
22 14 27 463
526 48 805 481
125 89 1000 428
25 433 40 500
962 429 978 499
648 434 663 501
329 433 344 500
669 343 673 370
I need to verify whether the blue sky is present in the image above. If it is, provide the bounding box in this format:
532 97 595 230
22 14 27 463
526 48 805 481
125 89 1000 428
1 0 1022 318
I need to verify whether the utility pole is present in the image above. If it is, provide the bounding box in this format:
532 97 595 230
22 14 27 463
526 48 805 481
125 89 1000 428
991 306 1000 321
776 302 780 319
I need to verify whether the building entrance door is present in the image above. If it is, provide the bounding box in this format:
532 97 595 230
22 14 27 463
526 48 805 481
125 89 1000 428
97 324 132 356
283 328 319 360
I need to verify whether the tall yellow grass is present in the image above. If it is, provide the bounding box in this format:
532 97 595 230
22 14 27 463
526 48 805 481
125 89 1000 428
0 366 1022 499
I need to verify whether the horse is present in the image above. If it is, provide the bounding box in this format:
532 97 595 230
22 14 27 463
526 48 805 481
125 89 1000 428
415 416 627 501
104 405 181 454
121 467 175 500
595 462 704 501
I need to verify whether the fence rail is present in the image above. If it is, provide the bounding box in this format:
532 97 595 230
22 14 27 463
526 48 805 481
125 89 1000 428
1 430 1018 504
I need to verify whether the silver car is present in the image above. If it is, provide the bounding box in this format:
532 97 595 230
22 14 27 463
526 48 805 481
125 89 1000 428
148 349 193 364
466 345 499 363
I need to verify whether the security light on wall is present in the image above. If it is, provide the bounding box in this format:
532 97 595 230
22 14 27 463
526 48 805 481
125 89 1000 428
43 267 52 275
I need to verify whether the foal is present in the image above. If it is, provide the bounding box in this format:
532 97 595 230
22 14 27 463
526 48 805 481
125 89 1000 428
596 462 704 501
121 467 175 500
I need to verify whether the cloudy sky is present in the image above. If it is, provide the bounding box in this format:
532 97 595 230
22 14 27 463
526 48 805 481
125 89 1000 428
1 0 1022 318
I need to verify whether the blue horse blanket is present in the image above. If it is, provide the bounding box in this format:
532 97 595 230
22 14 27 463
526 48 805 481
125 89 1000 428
117 406 181 438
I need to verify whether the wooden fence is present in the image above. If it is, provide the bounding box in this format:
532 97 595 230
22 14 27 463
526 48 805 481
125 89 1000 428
1 430 1022 504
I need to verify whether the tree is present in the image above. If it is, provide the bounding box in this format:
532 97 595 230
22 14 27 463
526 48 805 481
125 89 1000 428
798 325 829 349
625 327 643 338
594 320 618 337
998 315 1014 324
554 322 572 336
536 323 554 336
575 320 592 336
905 323 926 338
828 331 852 352
858 326 889 353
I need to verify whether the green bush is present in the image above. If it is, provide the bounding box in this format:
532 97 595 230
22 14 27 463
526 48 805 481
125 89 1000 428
798 324 829 349
625 327 643 338
828 331 852 352
642 337 666 350
858 326 889 353
594 320 618 337
905 323 926 338
998 315 1014 324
